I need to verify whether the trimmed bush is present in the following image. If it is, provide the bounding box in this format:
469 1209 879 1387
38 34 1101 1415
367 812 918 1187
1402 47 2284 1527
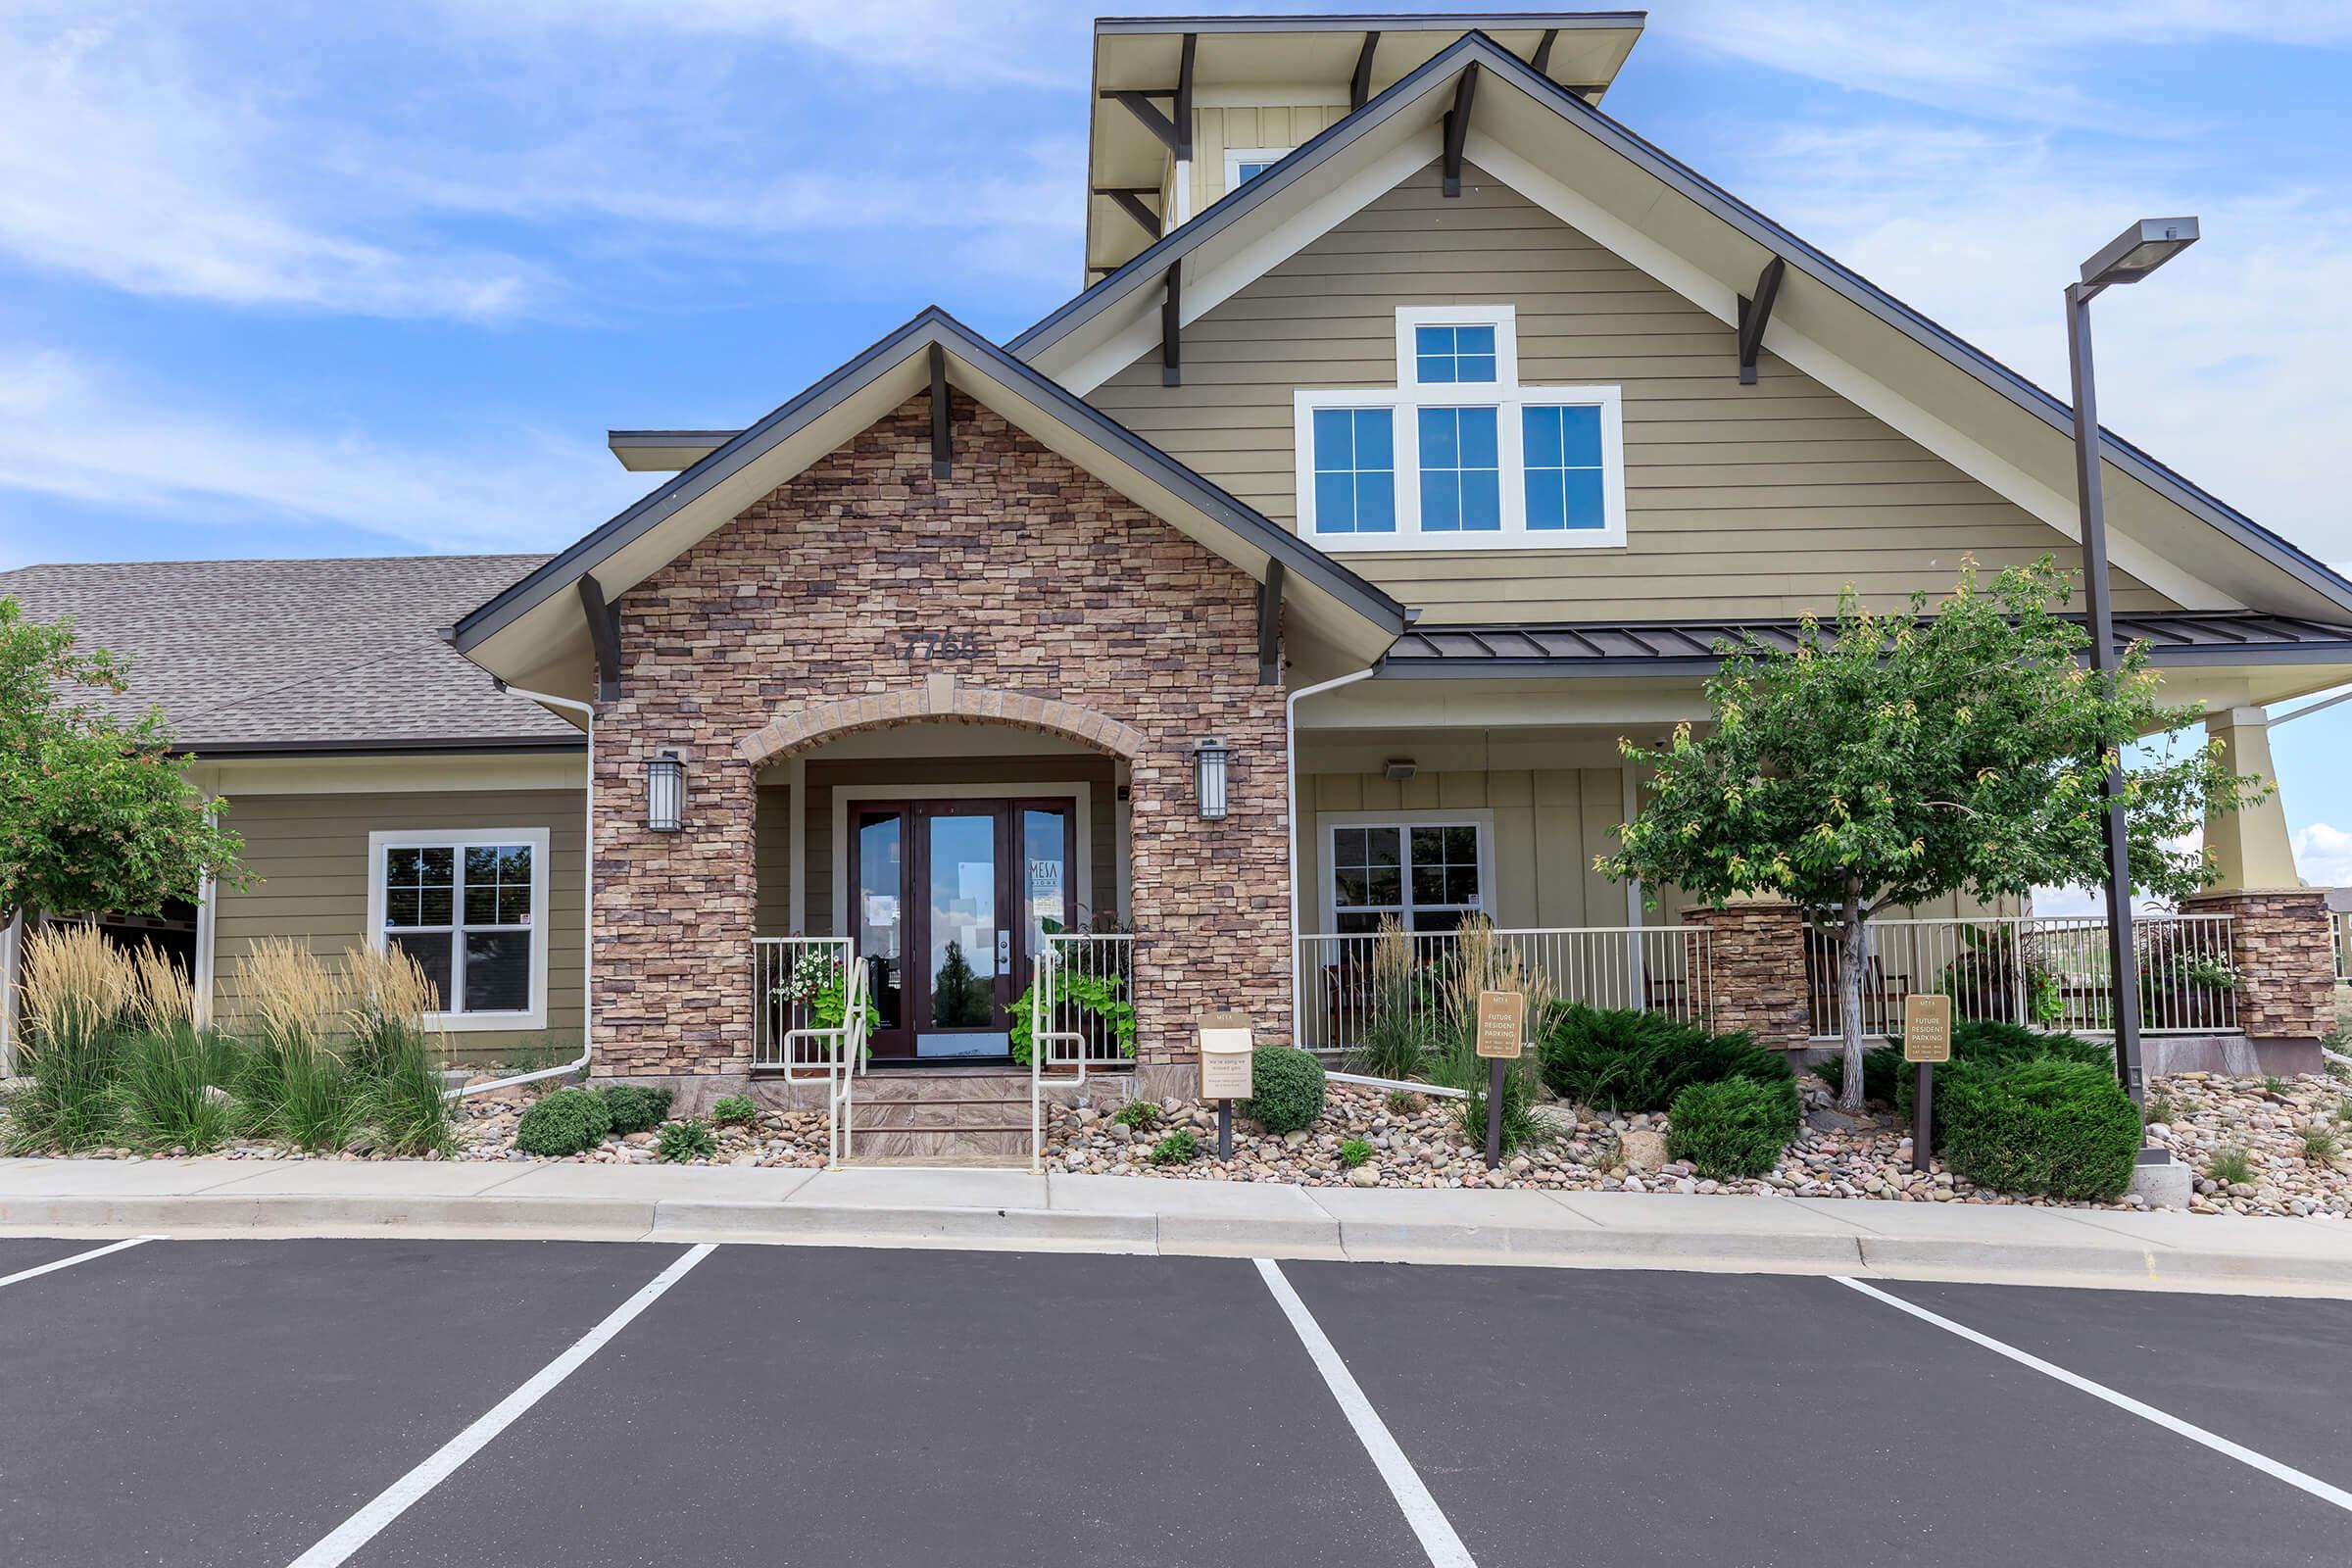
657 1118 718 1163
597 1084 674 1136
1666 1076 1800 1179
1938 1058 2139 1201
1242 1047 1325 1135
1822 1019 2110 1110
710 1094 759 1126
1540 1004 1788 1113
514 1087 613 1156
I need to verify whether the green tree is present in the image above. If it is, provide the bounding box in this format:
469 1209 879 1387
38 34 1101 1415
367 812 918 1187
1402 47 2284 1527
0 597 244 928
1597 559 2260 1111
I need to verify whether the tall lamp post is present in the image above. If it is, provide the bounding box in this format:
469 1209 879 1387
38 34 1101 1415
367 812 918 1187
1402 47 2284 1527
2064 217 2198 1145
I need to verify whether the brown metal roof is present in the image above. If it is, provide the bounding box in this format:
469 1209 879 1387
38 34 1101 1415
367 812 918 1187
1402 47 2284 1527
0 555 581 753
1382 611 2352 675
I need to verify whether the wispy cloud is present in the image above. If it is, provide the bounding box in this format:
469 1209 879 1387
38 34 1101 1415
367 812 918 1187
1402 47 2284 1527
2292 822 2352 887
0 348 649 560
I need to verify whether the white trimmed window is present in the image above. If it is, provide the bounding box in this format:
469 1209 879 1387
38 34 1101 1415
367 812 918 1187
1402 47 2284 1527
1293 305 1627 551
367 827 551 1031
1225 147 1291 189
1321 811 1494 934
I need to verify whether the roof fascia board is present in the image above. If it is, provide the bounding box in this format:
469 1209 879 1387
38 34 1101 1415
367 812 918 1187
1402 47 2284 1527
1094 14 1646 39
1462 131 2230 612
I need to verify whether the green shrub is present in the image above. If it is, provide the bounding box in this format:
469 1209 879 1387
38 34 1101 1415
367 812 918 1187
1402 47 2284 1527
276 1050 363 1152
1939 1058 2140 1201
710 1094 759 1126
2299 1127 2339 1164
1242 1047 1325 1134
1428 1040 1545 1152
112 1024 235 1153
657 1118 718 1162
362 1030 456 1156
597 1084 674 1135
1111 1101 1160 1130
1338 1137 1372 1168
2206 1146 2254 1185
1540 1004 1788 1112
1813 1046 1904 1106
1148 1129 1197 1165
514 1087 613 1156
1666 1076 1799 1179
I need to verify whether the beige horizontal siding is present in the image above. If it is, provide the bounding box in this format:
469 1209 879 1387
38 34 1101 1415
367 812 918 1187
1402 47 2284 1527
1091 158 2172 622
211 788 585 1059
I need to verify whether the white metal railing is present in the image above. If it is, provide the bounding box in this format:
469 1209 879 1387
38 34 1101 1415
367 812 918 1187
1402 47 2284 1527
752 936 867 1164
1292 926 1711 1054
1803 913 2239 1041
1027 932 1136 1172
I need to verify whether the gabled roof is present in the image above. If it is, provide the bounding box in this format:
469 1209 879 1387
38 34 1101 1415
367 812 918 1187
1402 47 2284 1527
452 307 1409 686
1014 30 2352 624
0 556 578 753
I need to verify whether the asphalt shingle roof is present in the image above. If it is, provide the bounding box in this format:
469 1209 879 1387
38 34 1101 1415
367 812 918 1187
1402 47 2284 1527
0 555 582 752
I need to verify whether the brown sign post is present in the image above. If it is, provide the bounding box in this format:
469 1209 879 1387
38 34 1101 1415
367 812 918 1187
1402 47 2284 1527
1198 1010 1253 1161
1474 991 1527 1169
1902 993 1953 1172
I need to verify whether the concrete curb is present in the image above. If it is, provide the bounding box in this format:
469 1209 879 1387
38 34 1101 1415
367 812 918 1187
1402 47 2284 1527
4 1181 2348 1297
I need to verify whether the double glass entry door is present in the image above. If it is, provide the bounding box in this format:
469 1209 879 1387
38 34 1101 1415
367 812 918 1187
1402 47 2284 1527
848 798 1074 1061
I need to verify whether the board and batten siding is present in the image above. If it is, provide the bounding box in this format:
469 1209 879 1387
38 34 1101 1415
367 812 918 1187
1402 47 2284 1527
210 788 585 1058
1089 158 2173 623
1187 105 1349 218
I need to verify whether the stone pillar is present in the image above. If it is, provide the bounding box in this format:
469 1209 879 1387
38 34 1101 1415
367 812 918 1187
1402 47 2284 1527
1683 894 1811 1051
2203 708 2301 891
2180 887 2334 1050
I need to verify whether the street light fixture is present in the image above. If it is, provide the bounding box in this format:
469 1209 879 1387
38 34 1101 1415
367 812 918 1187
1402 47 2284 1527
2063 216 2197 1144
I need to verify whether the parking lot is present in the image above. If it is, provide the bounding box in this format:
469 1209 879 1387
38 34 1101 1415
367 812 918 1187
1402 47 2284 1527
2 1234 2347 1566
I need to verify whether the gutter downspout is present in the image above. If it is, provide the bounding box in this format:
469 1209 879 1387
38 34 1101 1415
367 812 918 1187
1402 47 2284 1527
0 909 21 1078
445 680 595 1100
1287 665 1378 1049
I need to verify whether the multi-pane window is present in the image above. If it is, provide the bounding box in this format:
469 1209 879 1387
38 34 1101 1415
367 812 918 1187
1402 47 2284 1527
1329 822 1487 934
377 838 539 1018
1417 407 1501 531
1309 407 1396 534
1413 324 1497 384
1226 148 1290 189
1523 404 1608 530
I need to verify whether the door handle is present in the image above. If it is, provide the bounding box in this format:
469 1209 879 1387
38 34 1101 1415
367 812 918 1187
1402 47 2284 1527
997 929 1011 967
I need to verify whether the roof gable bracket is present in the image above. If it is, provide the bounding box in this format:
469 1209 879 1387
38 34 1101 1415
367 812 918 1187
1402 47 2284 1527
1096 187 1163 240
928 343 953 478
1257 557 1286 684
579 574 622 704
1529 28 1557 74
1102 33 1195 161
1736 256 1786 385
1350 31 1380 111
1161 259 1183 387
1441 64 1481 197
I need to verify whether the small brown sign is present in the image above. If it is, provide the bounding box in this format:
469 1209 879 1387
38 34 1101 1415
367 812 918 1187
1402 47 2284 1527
1198 1010 1254 1100
1475 990 1527 1059
1903 993 1953 1063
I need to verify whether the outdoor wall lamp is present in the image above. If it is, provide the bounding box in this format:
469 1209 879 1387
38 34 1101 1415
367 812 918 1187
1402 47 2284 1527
1193 737 1230 820
647 749 685 832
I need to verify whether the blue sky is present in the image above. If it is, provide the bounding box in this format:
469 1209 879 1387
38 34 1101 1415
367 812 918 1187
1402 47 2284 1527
2 1 2348 882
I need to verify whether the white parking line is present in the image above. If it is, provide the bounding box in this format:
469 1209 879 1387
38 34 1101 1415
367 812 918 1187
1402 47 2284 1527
1835 1276 2352 1515
1255 1258 1479 1568
284 1243 719 1568
0 1236 160 1289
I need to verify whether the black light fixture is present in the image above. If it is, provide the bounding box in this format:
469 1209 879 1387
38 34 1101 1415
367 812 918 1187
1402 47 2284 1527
647 749 685 832
1193 736 1230 820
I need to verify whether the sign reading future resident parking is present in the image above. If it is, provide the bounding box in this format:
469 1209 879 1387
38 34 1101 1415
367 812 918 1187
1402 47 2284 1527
1475 990 1526 1058
1903 993 1954 1063
1198 1010 1253 1100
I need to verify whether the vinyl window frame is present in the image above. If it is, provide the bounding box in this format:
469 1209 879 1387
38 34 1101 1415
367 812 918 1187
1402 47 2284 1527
1317 808 1496 934
1223 146 1292 193
1293 305 1628 552
365 826 551 1033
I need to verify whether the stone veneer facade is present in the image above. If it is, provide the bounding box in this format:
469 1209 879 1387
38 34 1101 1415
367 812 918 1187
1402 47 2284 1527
2181 888 2335 1045
1682 898 1812 1052
590 389 1289 1081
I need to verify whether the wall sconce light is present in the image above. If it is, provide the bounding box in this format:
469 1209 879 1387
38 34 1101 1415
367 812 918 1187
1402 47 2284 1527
647 749 685 832
1192 736 1230 820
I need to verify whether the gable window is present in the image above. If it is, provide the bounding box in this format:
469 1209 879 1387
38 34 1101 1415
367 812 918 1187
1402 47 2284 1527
1322 812 1493 934
1293 306 1625 550
1225 147 1290 189
368 827 551 1031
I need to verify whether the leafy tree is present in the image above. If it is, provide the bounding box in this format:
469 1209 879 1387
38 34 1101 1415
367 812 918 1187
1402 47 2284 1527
1597 559 2260 1111
0 598 243 929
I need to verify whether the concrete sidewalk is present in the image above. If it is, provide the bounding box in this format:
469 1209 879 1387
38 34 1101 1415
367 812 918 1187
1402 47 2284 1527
4 1156 2348 1297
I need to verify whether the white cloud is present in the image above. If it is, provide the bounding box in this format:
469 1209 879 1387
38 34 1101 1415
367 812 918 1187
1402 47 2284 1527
0 348 648 557
2292 822 2352 888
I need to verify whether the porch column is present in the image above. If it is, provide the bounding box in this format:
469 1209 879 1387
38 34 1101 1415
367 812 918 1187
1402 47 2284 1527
1682 892 1810 1051
2180 888 2334 1053
2202 708 2299 891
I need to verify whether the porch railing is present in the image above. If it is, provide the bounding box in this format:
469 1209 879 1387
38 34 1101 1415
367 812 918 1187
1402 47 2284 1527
1802 913 2238 1041
1026 932 1136 1172
1292 926 1712 1054
751 936 856 1070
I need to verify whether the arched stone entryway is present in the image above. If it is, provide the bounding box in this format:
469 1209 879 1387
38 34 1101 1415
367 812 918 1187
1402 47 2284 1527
735 673 1144 766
